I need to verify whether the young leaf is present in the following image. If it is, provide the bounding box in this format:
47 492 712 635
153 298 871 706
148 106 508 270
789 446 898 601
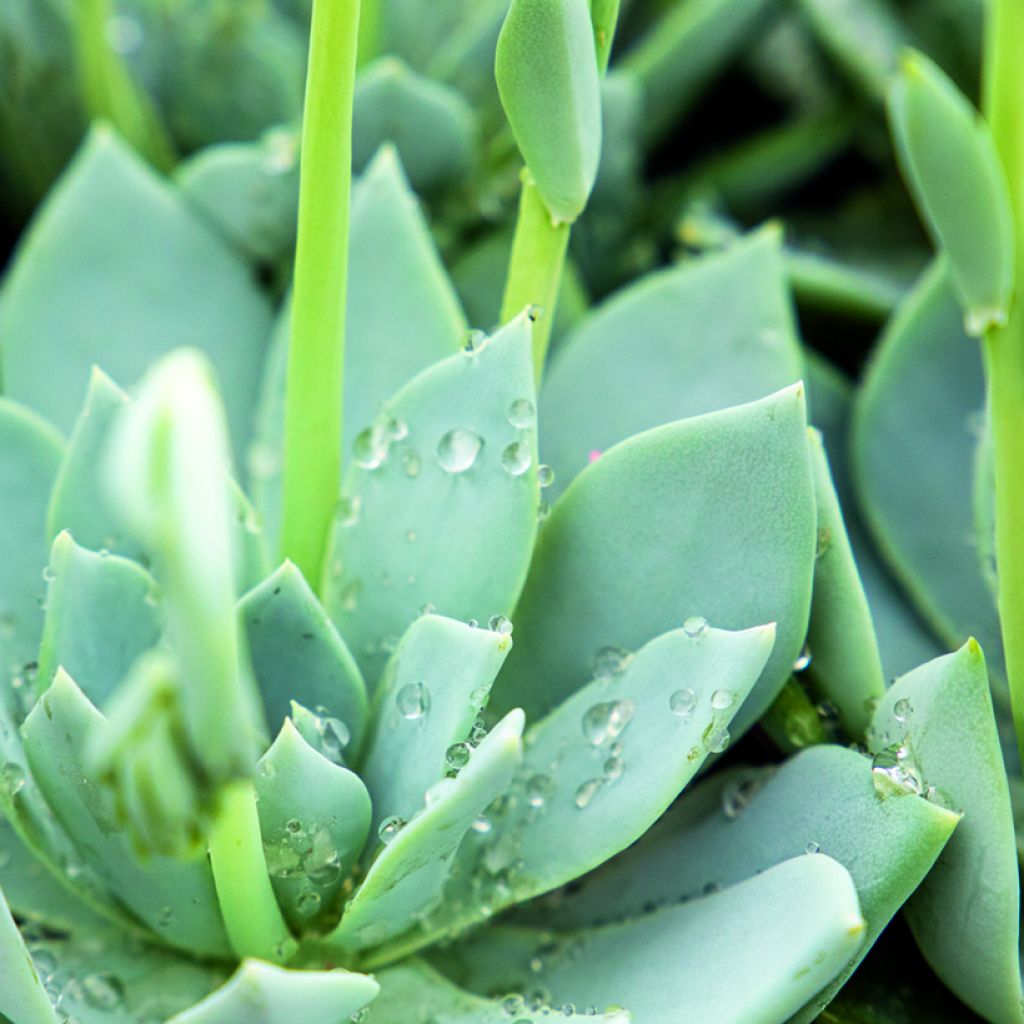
538 227 805 497
0 885 59 1024
495 0 602 223
804 429 885 738
358 614 511 838
442 855 865 1024
36 532 162 706
255 720 371 933
323 315 539 686
241 561 368 752
889 50 1015 336
22 670 232 957
869 643 1023 1024
0 128 274 464
324 710 524 954
494 384 815 736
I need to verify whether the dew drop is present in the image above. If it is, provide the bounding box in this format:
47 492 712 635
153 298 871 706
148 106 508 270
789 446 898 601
502 441 532 477
793 644 812 672
526 774 556 808
537 464 555 488
472 815 493 834
385 416 409 442
42 566 56 583
82 973 124 1010
669 689 697 719
805 841 821 855
378 816 406 844
574 778 603 809
703 725 730 754
507 399 535 429
592 646 631 680
502 994 526 1015
0 762 25 797
286 818 303 835
396 681 431 719
893 697 913 723
462 329 488 354
603 755 624 781
871 742 924 797
297 891 322 917
710 689 736 711
353 425 390 469
489 614 514 635
446 742 471 770
437 428 484 473
581 700 636 745
682 616 708 639
319 717 351 763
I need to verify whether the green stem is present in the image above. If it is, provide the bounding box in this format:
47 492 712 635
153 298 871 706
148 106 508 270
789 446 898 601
280 0 361 590
590 0 621 73
208 780 297 963
982 0 1024 764
500 178 571 382
73 0 176 170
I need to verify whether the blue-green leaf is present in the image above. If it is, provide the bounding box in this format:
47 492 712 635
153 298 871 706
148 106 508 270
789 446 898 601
359 614 511 839
255 720 371 934
324 314 539 687
0 885 58 1024
494 385 815 736
36 532 161 707
869 643 1022 1024
241 561 368 752
0 128 274 464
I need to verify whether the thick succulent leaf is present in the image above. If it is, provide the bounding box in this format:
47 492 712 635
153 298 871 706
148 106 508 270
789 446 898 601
806 353 943 679
519 745 958 1021
324 710 524 954
22 923 227 1024
0 399 64 676
455 623 774 923
0 128 273 464
494 385 815 734
166 961 379 1024
255 721 371 933
324 315 539 686
889 51 1015 335
850 260 1000 673
868 643 1022 1024
539 228 805 497
36 532 161 707
250 146 466 546
354 57 475 193
365 959 628 1023
0 885 58 1024
359 614 511 838
22 671 232 957
804 431 885 738
443 855 865 1024
241 562 368 751
495 0 602 223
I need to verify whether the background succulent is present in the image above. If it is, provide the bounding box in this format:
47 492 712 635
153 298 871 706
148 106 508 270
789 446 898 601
0 1 1022 1023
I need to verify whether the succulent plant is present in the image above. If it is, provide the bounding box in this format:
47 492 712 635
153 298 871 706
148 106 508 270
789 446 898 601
1 1 1024 1024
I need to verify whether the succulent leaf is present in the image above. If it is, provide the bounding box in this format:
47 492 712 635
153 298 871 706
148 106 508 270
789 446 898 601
0 884 59 1024
324 313 539 686
868 642 1023 1024
494 384 815 736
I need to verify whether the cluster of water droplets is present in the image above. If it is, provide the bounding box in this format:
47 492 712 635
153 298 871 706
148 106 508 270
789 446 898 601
262 813 348 920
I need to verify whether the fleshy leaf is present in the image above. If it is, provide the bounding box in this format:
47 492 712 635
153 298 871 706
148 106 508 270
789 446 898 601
324 314 539 687
254 720 371 933
0 398 64 677
494 385 815 734
889 50 1015 336
36 532 162 706
22 670 232 957
539 227 805 497
804 430 885 738
868 643 1023 1024
166 961 379 1024
323 710 524 954
0 128 274 464
354 57 475 193
359 614 512 839
850 261 1001 674
520 745 958 1021
0 885 58 1024
241 561 368 752
249 146 466 546
442 855 865 1024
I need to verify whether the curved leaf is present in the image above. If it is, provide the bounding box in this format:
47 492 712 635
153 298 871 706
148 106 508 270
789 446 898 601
324 314 539 686
804 430 885 738
0 885 58 1024
324 710 524 954
494 384 815 734
539 227 805 497
241 561 368 752
443 855 865 1024
0 128 274 464
22 670 232 957
868 643 1022 1024
36 532 162 707
250 146 466 546
255 720 371 933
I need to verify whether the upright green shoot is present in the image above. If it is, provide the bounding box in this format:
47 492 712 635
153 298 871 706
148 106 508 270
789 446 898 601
280 0 362 590
982 0 1024 763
